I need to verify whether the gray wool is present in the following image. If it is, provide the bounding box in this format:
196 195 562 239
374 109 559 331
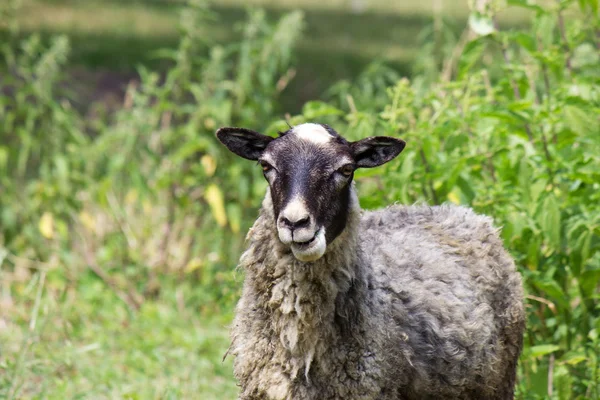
229 187 525 400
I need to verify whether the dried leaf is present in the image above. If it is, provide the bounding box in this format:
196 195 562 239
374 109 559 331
39 212 54 239
204 184 227 227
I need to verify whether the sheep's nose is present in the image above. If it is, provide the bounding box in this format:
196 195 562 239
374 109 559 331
279 215 311 230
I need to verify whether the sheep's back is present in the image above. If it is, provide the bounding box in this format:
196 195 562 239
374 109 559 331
359 204 524 398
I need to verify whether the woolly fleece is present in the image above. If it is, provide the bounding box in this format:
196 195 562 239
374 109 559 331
229 188 525 400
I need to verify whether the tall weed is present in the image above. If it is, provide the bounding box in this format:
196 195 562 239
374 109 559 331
1 3 304 312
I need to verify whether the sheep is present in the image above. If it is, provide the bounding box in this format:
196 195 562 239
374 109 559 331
216 122 525 400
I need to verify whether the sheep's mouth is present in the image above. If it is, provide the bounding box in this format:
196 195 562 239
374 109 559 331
289 229 326 262
292 230 319 249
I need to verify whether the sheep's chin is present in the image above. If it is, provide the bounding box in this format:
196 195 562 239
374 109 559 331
290 229 326 262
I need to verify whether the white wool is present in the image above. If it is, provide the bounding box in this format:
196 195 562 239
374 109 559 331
292 123 333 144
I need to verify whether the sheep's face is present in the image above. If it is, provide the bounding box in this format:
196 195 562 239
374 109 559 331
216 123 405 262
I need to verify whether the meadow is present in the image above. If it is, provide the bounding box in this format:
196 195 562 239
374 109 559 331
1 0 599 398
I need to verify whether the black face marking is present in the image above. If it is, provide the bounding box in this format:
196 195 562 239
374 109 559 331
260 127 355 244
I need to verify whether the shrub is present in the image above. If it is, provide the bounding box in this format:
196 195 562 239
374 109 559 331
279 1 600 397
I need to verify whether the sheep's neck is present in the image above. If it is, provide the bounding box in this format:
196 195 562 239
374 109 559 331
240 190 365 381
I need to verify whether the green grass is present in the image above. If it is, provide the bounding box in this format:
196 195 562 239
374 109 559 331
1 273 238 399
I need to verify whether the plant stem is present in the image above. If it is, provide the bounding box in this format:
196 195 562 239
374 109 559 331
481 69 495 103
419 148 439 205
441 27 473 81
433 0 443 74
497 31 522 101
495 20 534 142
556 2 573 75
525 62 554 171
548 353 555 397
537 36 552 98
7 271 46 400
79 231 142 312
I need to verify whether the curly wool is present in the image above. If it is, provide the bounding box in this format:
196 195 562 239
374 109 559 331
229 188 525 400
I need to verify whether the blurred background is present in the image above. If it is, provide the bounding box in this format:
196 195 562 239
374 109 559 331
1 0 599 398
2 0 529 113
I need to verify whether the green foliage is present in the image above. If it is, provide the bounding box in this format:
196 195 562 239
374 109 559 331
1 0 599 398
296 1 600 397
1 2 303 397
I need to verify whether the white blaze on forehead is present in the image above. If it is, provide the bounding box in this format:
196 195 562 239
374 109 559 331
292 123 333 144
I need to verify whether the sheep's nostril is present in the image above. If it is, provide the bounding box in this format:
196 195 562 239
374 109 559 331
294 216 310 228
280 215 310 230
280 217 292 228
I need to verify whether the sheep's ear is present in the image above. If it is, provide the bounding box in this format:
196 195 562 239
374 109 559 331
216 127 274 161
351 136 406 168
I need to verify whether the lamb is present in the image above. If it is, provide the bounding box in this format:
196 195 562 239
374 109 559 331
216 122 525 400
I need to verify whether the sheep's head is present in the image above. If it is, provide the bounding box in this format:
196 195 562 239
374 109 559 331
216 123 405 262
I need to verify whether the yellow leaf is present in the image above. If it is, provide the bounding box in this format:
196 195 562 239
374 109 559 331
564 355 587 366
201 155 217 177
185 257 204 273
227 203 242 234
39 212 54 239
204 118 216 130
125 189 138 205
447 190 460 205
79 211 96 233
143 200 153 215
204 184 227 227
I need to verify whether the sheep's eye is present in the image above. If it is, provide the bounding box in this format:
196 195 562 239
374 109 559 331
339 164 354 177
259 161 273 173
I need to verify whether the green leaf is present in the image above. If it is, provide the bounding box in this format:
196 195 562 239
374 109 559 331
519 157 532 204
572 43 600 69
554 364 573 400
456 176 476 204
457 37 486 78
580 253 600 298
0 146 8 171
507 0 547 13
569 229 591 276
525 230 542 269
226 203 242 234
528 344 561 357
540 195 561 250
55 155 69 182
302 101 344 119
510 32 537 53
563 105 598 136
560 352 587 366
530 180 546 206
534 14 556 49
533 279 568 309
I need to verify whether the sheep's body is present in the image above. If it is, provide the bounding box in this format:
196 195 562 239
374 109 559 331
217 123 525 399
230 190 525 400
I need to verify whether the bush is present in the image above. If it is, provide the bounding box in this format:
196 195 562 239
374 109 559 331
282 1 600 397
